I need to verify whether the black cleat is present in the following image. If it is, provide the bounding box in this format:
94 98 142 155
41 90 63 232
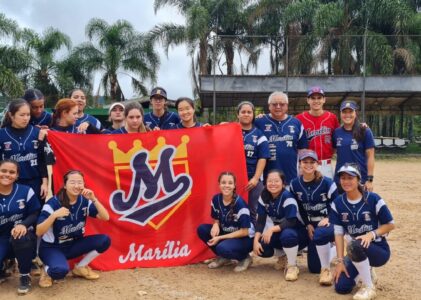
17 275 31 295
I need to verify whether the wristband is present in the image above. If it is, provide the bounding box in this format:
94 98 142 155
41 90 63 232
337 257 344 264
370 230 377 240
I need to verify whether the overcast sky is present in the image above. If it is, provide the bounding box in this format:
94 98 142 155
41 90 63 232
0 0 194 99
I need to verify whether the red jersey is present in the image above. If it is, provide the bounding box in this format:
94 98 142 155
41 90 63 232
296 111 340 160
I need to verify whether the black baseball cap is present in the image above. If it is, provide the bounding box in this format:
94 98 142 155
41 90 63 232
150 87 167 100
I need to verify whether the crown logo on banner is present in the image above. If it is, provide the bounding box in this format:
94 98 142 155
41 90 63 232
108 136 193 230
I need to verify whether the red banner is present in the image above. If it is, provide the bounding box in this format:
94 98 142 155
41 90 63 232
47 123 247 270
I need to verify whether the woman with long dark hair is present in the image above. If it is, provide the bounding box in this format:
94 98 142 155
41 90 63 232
333 100 375 191
36 170 110 287
22 88 52 128
0 160 40 294
69 89 103 131
330 164 395 300
0 99 48 200
253 169 308 281
197 171 254 272
236 101 270 224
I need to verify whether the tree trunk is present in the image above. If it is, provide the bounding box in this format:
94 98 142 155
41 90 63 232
199 38 208 75
224 39 234 75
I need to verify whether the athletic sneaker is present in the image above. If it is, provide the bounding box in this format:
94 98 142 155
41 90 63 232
234 255 252 272
353 285 376 300
72 266 100 280
17 275 31 295
39 268 52 288
208 257 230 269
285 265 299 281
273 255 287 270
319 267 333 285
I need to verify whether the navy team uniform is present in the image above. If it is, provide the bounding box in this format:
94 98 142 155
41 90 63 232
0 126 48 199
255 189 308 257
50 123 100 134
170 122 203 129
242 127 270 224
75 114 103 131
290 176 338 273
254 115 308 184
0 184 40 277
37 196 110 280
332 127 375 184
144 111 180 130
197 194 254 261
30 111 52 127
330 192 394 294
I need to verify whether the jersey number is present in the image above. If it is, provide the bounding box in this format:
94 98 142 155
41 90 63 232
246 151 254 157
30 159 38 166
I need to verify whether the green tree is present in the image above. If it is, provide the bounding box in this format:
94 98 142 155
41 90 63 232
0 13 25 97
73 18 159 101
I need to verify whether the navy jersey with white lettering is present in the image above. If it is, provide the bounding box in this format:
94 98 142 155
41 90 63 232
0 126 47 180
111 127 128 134
290 176 338 225
333 127 375 183
256 189 303 232
210 194 252 234
254 114 308 184
0 183 40 237
329 192 393 239
242 127 270 180
144 111 180 130
75 114 103 131
30 111 52 127
37 195 98 244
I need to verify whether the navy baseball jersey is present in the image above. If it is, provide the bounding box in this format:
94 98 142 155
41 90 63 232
144 111 180 130
50 124 99 134
330 192 394 240
333 127 375 183
111 127 128 134
75 113 103 131
256 189 304 231
37 195 98 244
210 194 252 235
0 183 40 237
30 111 52 127
0 126 47 180
170 122 203 129
254 114 308 184
290 176 338 224
242 127 270 180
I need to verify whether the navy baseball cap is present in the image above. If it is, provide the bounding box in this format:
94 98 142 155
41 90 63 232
299 149 318 161
150 87 167 99
307 86 325 97
337 164 361 178
340 100 358 111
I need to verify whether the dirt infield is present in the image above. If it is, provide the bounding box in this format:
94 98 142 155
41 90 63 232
2 158 421 300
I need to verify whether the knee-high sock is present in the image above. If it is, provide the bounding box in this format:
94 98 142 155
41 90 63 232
76 250 100 267
316 243 331 269
283 245 298 266
330 243 337 263
353 258 373 288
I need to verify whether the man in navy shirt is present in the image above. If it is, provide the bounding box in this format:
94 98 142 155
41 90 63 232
144 87 180 130
255 91 308 184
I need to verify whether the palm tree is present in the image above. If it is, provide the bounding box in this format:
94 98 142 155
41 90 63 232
0 13 25 97
73 18 159 101
20 27 72 103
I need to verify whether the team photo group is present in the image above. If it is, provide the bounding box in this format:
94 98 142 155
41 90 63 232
0 85 395 300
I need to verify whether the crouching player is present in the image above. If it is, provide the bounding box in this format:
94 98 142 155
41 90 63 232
197 171 254 272
36 170 110 287
253 170 308 281
330 164 395 300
